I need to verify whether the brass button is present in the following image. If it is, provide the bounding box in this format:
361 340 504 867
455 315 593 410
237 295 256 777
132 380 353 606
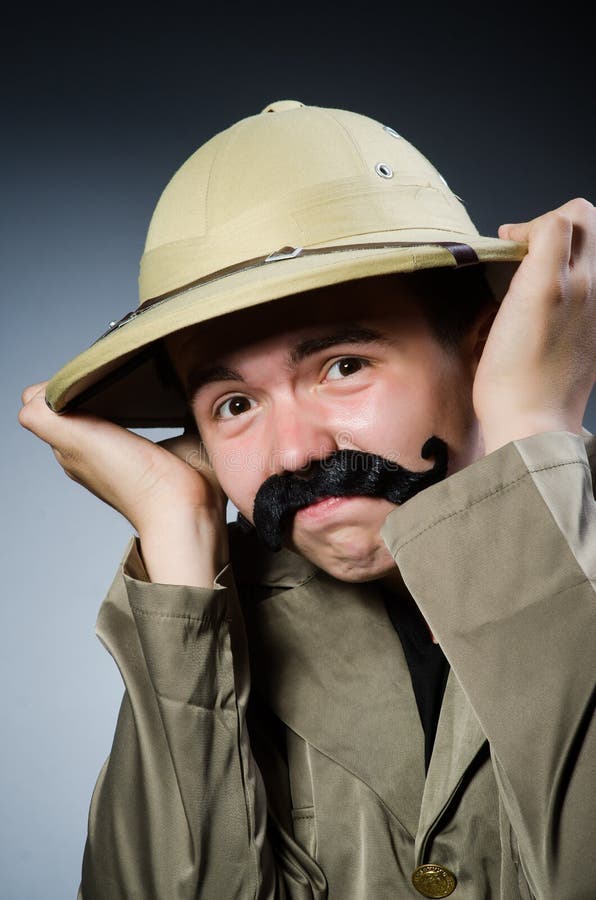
412 864 457 897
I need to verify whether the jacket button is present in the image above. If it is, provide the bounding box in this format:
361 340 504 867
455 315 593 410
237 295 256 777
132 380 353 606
412 864 457 897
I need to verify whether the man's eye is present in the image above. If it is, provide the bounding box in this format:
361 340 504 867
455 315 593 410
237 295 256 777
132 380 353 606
216 396 256 419
325 357 369 381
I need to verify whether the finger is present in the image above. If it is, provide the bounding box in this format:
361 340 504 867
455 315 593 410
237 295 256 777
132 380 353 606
18 386 57 438
499 198 595 255
498 222 522 240
502 207 595 310
18 390 97 455
533 200 596 301
506 212 573 307
565 199 596 275
21 381 49 405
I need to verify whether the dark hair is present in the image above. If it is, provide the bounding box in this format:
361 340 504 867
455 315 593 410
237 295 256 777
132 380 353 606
400 264 497 349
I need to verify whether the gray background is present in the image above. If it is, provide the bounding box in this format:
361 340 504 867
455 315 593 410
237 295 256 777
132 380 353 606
2 6 595 899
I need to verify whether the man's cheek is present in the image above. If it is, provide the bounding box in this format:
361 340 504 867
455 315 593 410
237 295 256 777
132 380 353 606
210 466 251 519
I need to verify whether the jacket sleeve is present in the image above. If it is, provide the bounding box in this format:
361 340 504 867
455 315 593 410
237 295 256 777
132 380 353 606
380 431 596 900
78 535 327 900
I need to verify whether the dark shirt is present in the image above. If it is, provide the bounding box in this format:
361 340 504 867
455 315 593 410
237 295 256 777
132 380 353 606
382 590 450 772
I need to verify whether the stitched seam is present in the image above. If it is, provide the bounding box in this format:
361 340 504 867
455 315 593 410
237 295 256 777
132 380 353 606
292 813 315 820
395 459 588 552
525 457 588 474
319 108 368 173
130 605 230 626
204 124 238 233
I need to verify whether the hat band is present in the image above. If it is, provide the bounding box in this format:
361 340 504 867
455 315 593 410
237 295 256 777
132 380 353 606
94 240 479 345
139 176 478 300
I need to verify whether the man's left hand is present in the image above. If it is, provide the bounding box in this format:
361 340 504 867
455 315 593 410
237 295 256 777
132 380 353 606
473 198 596 454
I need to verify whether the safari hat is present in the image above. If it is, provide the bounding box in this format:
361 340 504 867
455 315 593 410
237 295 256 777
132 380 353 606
45 99 526 428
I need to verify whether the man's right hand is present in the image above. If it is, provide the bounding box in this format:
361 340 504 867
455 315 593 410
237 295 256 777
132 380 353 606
18 382 229 586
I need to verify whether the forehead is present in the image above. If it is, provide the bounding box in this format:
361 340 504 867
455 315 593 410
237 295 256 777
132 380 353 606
166 273 425 371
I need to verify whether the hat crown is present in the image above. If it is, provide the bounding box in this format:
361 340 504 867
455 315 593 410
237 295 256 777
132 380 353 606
140 101 478 302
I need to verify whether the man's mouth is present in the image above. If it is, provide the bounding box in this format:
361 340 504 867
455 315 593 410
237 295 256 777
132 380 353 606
295 494 355 519
251 437 449 552
298 492 391 517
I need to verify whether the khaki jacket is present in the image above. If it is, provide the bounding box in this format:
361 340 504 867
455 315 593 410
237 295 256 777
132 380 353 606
78 432 596 900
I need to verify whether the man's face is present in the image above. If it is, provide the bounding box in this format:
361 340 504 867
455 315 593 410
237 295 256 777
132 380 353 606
166 276 485 583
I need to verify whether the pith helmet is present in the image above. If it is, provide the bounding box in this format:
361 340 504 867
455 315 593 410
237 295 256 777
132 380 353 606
45 99 526 427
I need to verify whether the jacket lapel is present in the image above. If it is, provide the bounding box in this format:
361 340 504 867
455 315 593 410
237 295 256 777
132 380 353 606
239 564 426 838
416 669 487 855
229 523 487 844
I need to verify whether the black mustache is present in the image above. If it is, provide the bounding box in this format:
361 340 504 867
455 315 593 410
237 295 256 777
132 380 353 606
250 436 448 552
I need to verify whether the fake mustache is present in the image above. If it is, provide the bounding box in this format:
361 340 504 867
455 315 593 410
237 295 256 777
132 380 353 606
249 436 448 552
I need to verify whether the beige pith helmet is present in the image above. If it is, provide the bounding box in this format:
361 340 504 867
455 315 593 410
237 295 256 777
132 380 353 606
45 99 526 428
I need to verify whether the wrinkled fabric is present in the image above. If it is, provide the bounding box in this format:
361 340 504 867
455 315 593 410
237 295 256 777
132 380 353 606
79 432 596 900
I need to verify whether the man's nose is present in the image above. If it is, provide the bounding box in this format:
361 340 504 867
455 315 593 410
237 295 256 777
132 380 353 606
268 405 338 477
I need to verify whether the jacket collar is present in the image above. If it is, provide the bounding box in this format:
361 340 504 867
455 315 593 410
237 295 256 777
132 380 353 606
228 521 317 588
227 434 596 843
229 523 487 843
239 568 427 838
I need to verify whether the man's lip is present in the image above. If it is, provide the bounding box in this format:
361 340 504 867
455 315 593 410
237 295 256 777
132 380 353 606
294 495 360 521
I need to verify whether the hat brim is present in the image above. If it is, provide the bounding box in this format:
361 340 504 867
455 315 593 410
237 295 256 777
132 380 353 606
45 234 526 428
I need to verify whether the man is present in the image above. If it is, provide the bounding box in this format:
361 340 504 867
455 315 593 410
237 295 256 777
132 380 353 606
19 100 596 899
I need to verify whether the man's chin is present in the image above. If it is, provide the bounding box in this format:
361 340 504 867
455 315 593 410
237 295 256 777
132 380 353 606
286 497 398 582
296 542 398 583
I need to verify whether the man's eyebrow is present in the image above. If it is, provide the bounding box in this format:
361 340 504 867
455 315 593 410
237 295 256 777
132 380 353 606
185 365 245 398
289 326 389 364
184 327 388 398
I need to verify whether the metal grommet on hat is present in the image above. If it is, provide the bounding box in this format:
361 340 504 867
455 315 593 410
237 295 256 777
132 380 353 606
375 162 394 179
